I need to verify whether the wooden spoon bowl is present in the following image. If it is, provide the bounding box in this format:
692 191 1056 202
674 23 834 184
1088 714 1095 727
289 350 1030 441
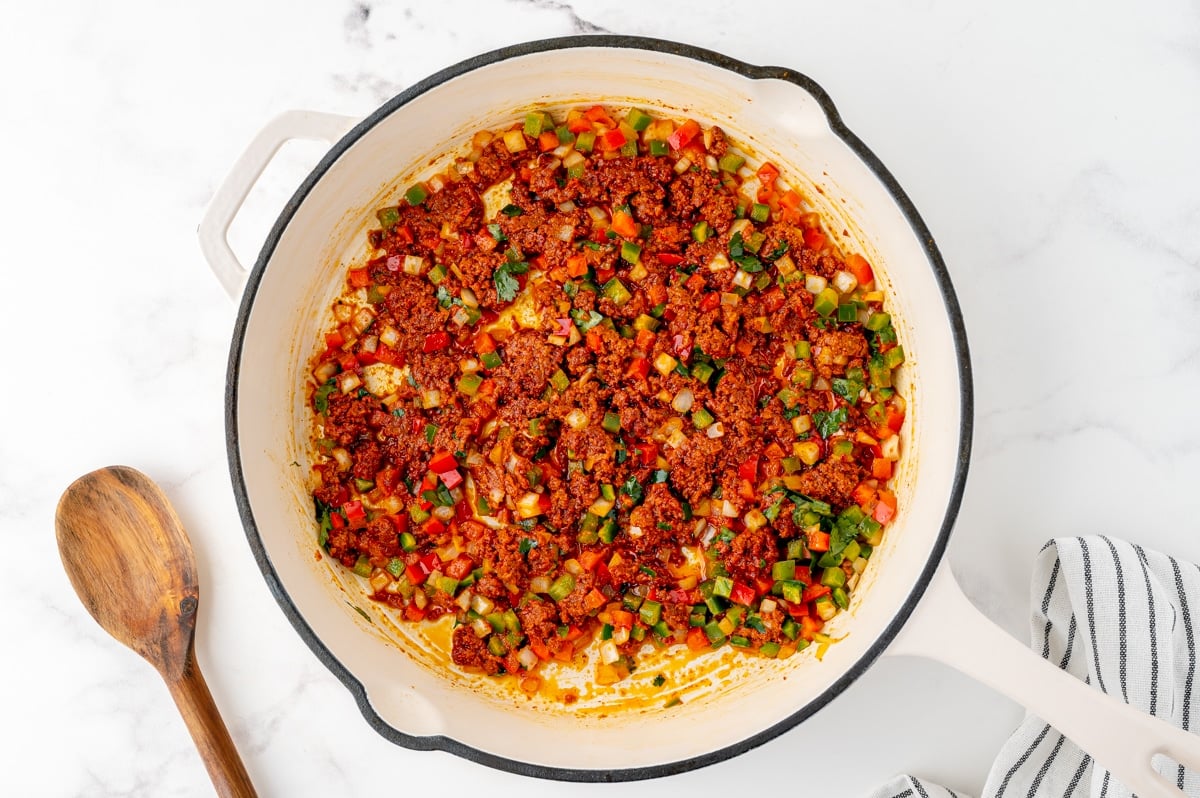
55 466 256 798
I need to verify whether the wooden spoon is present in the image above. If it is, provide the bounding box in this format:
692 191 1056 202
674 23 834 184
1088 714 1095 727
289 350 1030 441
55 466 257 798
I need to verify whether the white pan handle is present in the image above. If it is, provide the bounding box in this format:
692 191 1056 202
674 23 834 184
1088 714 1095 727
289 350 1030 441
889 564 1200 797
198 110 358 299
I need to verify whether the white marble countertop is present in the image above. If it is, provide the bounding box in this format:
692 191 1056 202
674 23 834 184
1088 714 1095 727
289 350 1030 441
4 1 1199 795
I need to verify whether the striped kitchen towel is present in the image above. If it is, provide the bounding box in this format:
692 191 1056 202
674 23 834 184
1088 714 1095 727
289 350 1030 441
869 536 1200 798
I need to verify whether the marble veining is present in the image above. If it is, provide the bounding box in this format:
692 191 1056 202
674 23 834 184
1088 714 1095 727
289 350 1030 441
3 0 1199 795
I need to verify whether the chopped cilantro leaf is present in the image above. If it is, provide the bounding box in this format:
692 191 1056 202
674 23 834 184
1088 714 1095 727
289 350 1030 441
519 537 537 556
620 475 644 504
501 204 524 217
812 408 848 439
314 379 336 415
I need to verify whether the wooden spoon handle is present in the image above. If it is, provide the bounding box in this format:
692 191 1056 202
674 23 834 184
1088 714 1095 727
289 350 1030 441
164 655 258 798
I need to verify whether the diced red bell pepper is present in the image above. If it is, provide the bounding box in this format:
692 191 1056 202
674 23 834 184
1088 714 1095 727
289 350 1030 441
846 253 874 287
538 493 552 514
375 467 400 497
583 589 607 612
804 227 826 251
886 405 906 433
672 334 690 361
684 272 706 293
406 553 439 585
584 105 615 126
611 210 639 239
538 130 559 151
853 482 877 508
565 254 589 277
699 292 721 312
578 549 607 571
474 331 496 354
806 529 831 552
626 357 650 380
761 287 785 313
757 162 781 186
404 603 427 622
585 329 604 353
686 626 710 651
668 119 701 150
737 456 758 482
779 190 804 211
799 616 823 640
634 328 656 352
598 128 627 152
593 561 612 586
390 512 409 534
444 554 475 580
631 441 657 466
874 490 897 524
802 584 831 603
871 458 894 480
423 331 451 353
347 268 370 288
567 113 594 134
329 510 346 529
794 565 812 586
763 442 785 461
667 588 700 605
658 252 684 266
422 517 446 537
429 450 457 473
611 609 635 629
342 500 367 528
594 265 615 283
783 600 809 619
325 331 345 349
729 581 756 607
355 349 379 366
338 352 359 372
374 343 404 367
438 469 463 490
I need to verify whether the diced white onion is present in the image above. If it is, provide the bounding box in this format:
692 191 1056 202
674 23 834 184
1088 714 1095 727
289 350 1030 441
565 409 589 429
721 292 740 306
599 640 620 664
666 428 687 449
672 388 694 413
432 505 454 522
456 590 472 611
853 557 868 574
460 288 479 308
881 434 901 461
543 157 562 171
360 335 378 353
379 325 400 348
351 307 375 335
369 570 390 593
338 371 361 394
721 499 738 518
732 269 753 290
612 626 630 645
833 270 857 294
628 525 643 539
557 224 574 242
744 509 768 530
705 154 718 172
452 307 471 327
333 304 353 323
428 174 447 193
421 389 442 409
553 144 574 159
413 588 428 609
586 206 607 224
314 361 339 382
557 200 577 212
708 253 730 272
589 496 615 517
376 495 403 515
706 421 725 438
503 129 527 153
518 646 539 669
775 254 797 276
403 255 426 275
564 558 583 576
729 219 752 239
791 414 812 435
516 492 543 519
673 156 692 175
331 447 352 471
565 151 587 169
461 358 480 373
760 598 778 614
805 274 827 294
472 617 491 638
530 576 552 594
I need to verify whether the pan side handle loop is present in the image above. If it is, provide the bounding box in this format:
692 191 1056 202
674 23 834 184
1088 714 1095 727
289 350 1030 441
198 111 358 299
888 565 1200 798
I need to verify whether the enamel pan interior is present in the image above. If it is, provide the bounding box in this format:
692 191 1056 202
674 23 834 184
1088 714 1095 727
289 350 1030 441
226 36 971 781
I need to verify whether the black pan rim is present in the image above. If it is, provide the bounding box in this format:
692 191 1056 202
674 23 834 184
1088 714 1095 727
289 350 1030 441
223 33 973 783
